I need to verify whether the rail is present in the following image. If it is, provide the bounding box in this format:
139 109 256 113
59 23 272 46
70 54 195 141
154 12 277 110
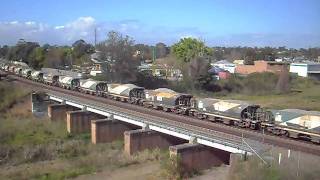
47 90 266 154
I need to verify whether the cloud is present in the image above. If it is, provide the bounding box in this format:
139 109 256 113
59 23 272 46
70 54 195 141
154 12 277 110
0 17 98 45
0 16 205 46
0 17 319 48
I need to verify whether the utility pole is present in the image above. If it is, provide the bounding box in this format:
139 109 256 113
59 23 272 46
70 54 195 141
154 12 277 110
152 46 156 62
94 28 97 47
151 46 156 76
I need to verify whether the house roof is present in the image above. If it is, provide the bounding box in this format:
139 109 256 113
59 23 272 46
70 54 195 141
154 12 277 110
291 61 320 65
214 60 234 65
208 66 225 74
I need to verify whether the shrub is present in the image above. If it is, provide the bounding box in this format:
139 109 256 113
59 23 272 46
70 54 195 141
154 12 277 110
217 72 279 95
58 140 89 159
159 152 200 179
290 74 319 89
23 144 55 163
0 82 29 111
227 157 281 180
243 72 278 95
134 72 169 89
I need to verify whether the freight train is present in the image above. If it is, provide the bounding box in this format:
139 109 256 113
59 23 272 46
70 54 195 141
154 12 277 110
1 61 319 144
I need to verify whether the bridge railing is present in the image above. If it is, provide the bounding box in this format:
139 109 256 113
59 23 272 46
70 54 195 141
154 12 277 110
47 90 266 154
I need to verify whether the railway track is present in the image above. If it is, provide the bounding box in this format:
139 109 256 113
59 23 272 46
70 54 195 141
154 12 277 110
8 75 320 156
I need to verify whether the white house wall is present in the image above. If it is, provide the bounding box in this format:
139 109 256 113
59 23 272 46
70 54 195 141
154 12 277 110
290 64 308 77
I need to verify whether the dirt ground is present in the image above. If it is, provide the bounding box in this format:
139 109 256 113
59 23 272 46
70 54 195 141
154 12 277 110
74 162 162 180
191 165 229 180
73 162 230 180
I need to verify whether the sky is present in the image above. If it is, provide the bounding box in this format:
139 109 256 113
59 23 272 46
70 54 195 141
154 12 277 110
0 0 319 48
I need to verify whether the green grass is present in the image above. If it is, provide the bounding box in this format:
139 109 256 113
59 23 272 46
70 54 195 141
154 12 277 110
0 113 163 179
33 165 96 180
216 83 320 111
205 75 320 111
227 149 320 180
0 81 29 111
0 118 68 146
0 82 164 180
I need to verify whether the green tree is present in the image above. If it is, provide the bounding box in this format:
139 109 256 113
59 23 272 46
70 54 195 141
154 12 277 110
244 48 256 65
28 47 46 69
71 39 94 66
0 45 9 58
134 44 152 61
44 47 66 68
155 42 169 58
96 31 138 83
171 38 212 63
171 38 213 89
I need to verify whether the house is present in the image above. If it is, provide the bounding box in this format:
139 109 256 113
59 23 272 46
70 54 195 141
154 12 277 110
208 66 231 80
233 59 244 65
290 62 320 80
138 63 182 80
235 60 289 75
138 58 182 80
89 51 109 76
211 60 236 73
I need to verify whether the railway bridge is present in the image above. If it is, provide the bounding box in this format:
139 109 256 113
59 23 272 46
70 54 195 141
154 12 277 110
6 74 320 172
31 90 265 171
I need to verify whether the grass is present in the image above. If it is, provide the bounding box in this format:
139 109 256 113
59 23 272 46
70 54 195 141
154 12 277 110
170 73 320 111
228 156 281 180
0 113 164 179
216 82 320 111
0 82 164 180
2 75 319 179
0 110 164 180
227 147 320 180
205 74 320 111
0 81 29 111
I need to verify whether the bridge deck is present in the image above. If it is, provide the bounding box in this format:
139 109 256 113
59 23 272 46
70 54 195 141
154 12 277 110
47 90 267 155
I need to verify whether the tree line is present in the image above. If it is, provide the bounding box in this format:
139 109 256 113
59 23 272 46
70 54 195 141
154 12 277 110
0 31 319 93
0 39 95 70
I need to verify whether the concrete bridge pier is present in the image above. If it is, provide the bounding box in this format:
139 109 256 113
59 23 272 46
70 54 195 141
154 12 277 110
66 110 104 134
48 103 77 121
169 143 231 173
91 116 139 144
31 92 50 117
124 128 188 155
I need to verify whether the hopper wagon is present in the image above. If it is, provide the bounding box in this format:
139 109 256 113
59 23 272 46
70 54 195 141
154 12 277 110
22 68 32 79
107 83 145 103
80 79 108 96
58 76 81 90
190 98 273 129
14 67 23 76
31 70 44 82
9 65 16 73
144 88 192 114
43 73 60 86
267 109 320 143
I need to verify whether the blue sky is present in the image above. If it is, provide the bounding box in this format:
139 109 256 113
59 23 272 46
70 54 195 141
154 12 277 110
0 0 319 47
